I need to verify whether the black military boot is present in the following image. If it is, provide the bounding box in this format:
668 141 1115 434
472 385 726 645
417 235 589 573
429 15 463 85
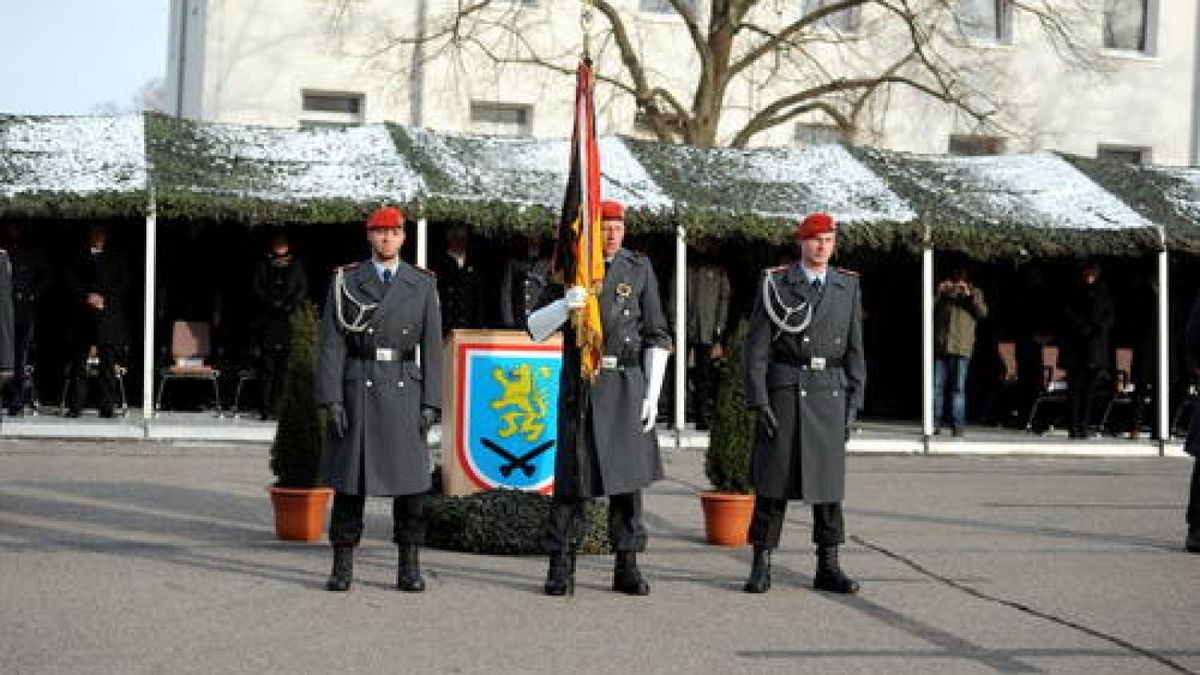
396 545 426 592
1187 527 1200 554
813 544 860 594
543 550 576 596
612 551 650 596
326 546 353 592
743 546 772 594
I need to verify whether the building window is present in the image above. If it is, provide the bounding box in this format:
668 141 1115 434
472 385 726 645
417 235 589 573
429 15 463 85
802 0 862 32
956 0 1013 43
794 123 849 146
641 0 697 14
948 134 1005 156
1097 145 1150 164
470 102 533 137
1103 0 1157 53
300 91 365 126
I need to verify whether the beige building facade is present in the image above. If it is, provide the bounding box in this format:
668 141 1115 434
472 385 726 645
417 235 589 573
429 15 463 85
167 0 1200 165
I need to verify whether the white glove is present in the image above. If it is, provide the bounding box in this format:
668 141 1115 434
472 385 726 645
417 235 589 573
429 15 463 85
565 285 588 309
641 347 671 433
526 298 569 342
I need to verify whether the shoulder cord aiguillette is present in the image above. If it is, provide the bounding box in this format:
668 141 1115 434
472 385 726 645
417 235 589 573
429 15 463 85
762 271 812 336
334 267 377 333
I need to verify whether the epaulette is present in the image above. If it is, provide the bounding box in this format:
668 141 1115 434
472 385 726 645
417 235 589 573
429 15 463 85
335 262 359 272
412 264 436 278
764 264 787 276
836 266 860 277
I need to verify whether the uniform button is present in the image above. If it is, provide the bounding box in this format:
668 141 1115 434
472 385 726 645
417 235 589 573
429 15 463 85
365 380 373 387
832 391 839 397
803 336 810 342
624 337 630 343
623 309 630 316
398 381 405 388
800 390 807 397
367 328 375 335
402 328 409 335
834 338 841 344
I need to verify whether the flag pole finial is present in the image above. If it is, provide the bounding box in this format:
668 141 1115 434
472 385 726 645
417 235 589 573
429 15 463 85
581 0 594 59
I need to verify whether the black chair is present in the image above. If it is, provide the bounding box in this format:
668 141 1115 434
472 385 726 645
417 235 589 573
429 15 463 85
59 346 129 417
1026 345 1068 433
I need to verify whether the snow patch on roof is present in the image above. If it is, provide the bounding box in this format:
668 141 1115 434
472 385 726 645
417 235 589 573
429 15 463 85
915 153 1151 230
403 128 671 209
1155 166 1200 225
0 114 146 195
191 123 422 202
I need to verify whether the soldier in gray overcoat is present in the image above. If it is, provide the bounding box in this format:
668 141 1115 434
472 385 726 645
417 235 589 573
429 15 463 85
526 199 672 596
1182 290 1200 553
316 206 443 593
743 212 865 595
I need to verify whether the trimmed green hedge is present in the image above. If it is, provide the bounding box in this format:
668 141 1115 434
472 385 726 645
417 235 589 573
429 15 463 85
425 489 611 555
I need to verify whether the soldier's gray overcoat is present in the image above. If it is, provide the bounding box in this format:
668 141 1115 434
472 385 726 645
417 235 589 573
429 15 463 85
317 261 443 496
531 248 672 498
744 265 866 502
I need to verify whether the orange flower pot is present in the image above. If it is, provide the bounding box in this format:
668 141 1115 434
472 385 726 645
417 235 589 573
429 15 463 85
268 487 333 542
699 491 755 546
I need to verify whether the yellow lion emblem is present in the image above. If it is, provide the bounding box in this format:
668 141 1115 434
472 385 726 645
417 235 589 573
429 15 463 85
490 364 553 441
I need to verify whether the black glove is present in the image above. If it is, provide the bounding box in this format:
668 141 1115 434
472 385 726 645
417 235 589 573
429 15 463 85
325 402 348 439
420 406 439 436
757 405 778 439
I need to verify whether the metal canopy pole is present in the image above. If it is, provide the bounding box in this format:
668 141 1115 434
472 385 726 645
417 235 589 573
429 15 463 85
1157 227 1170 448
142 191 158 422
921 229 934 445
673 227 687 437
416 216 428 269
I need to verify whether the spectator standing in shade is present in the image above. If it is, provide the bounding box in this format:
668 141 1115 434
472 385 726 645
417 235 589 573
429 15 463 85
3 224 48 415
64 224 129 418
933 268 988 437
499 234 551 329
1063 261 1115 439
250 232 308 420
435 224 485 335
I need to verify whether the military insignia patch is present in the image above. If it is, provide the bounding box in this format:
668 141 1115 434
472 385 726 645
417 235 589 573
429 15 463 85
615 282 632 297
455 344 563 493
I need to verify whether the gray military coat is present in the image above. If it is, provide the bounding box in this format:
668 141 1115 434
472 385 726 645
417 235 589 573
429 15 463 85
531 248 672 498
744 265 866 502
316 261 443 496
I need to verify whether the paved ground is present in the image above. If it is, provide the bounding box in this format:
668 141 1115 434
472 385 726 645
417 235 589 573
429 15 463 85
0 439 1197 674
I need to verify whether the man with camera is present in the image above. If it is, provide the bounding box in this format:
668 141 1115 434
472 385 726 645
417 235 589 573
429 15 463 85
933 269 988 437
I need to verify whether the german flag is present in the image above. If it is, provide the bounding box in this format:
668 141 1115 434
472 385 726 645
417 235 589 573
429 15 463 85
553 59 604 380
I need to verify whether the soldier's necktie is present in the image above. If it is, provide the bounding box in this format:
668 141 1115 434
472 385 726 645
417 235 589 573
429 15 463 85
812 277 822 292
382 268 393 285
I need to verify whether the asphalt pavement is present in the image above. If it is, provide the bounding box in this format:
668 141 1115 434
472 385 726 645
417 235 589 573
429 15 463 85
0 439 1197 674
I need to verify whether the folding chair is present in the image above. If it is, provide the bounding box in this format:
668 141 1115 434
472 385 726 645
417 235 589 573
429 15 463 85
1025 345 1068 432
59 346 129 416
155 321 222 416
1099 347 1138 432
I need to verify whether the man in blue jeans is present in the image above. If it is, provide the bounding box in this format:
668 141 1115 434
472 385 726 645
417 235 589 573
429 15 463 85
933 269 987 437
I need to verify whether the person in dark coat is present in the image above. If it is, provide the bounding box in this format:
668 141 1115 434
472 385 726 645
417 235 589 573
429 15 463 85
1062 261 1115 439
435 224 485 335
743 212 866 595
499 234 551 329
0 247 15 404
1182 290 1200 553
526 199 672 596
251 232 308 420
316 206 443 592
3 224 49 415
64 224 129 418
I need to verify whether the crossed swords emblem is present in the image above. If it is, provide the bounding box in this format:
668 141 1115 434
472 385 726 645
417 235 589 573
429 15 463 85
480 438 555 478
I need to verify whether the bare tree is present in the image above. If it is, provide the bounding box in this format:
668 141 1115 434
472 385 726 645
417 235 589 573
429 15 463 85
328 0 1102 148
92 77 168 115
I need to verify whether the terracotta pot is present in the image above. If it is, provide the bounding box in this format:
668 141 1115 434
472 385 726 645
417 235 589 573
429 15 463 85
268 487 334 542
699 491 755 546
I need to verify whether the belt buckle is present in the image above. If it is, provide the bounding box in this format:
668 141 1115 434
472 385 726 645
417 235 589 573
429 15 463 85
601 356 618 369
375 347 397 362
809 357 826 371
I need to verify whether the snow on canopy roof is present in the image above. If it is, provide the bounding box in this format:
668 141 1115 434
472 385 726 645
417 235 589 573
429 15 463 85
857 149 1152 231
150 116 422 203
621 140 915 224
0 114 146 196
391 126 672 210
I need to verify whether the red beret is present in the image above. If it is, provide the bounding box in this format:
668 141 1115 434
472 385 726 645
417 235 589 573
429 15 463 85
795 212 836 240
366 206 405 229
599 200 625 221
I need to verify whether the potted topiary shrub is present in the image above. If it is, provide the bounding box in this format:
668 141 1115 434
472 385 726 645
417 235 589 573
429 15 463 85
267 301 333 541
700 321 756 546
